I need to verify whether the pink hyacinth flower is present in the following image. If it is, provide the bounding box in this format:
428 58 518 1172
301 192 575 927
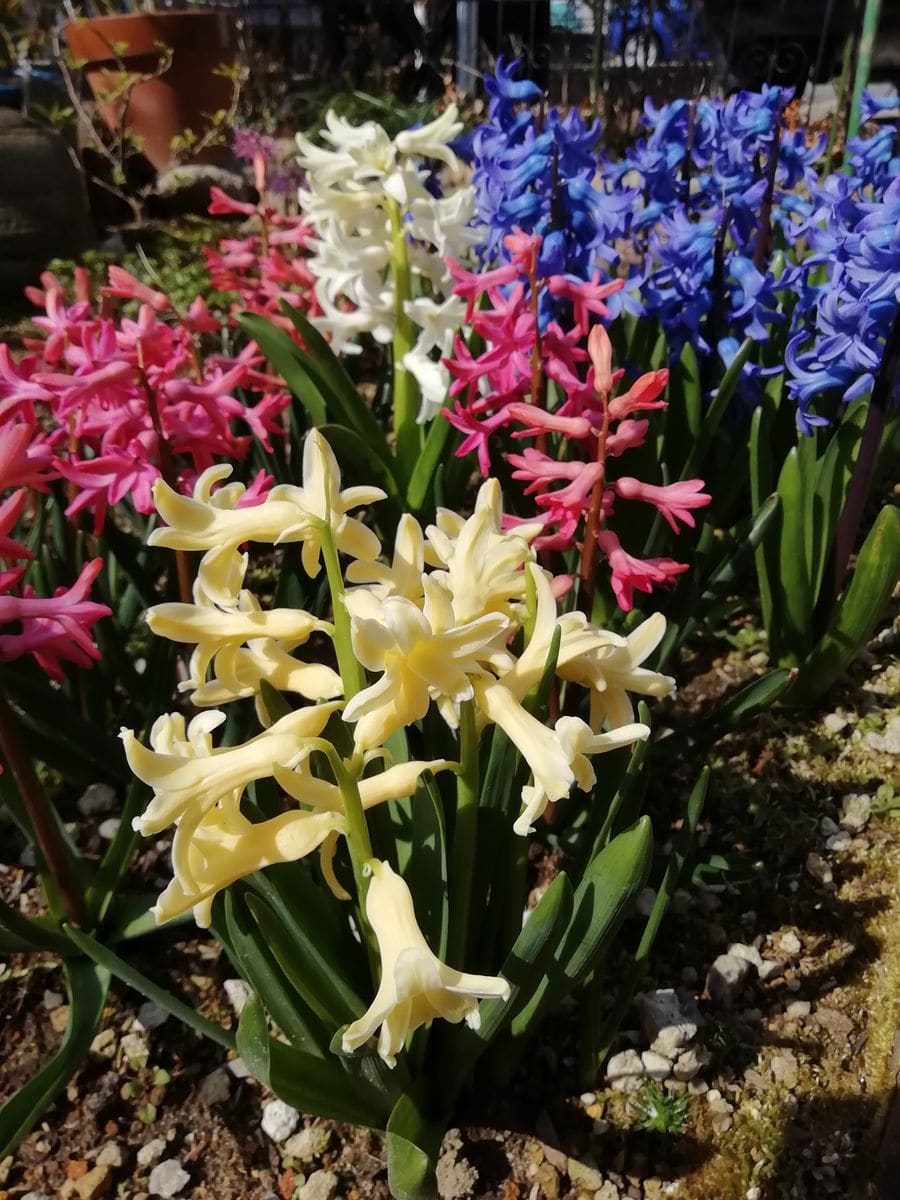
613 477 712 532
596 529 689 612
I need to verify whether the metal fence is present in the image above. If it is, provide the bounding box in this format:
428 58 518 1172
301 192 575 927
163 0 900 105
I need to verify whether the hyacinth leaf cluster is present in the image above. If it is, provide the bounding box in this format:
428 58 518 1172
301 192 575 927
117 427 679 1187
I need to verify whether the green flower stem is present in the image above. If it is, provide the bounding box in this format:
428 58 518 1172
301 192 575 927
387 197 421 472
447 700 479 968
319 522 366 700
0 694 89 929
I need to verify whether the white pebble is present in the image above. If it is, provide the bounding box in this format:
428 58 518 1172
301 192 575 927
98 818 121 840
136 1001 169 1031
223 978 251 1016
149 1158 190 1198
77 783 117 816
261 1099 300 1143
137 1138 167 1167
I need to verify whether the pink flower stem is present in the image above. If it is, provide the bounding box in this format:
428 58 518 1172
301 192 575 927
578 385 611 619
0 693 89 929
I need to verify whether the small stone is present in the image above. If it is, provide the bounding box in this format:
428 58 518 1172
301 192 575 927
136 1139 166 1167
706 954 753 1006
819 816 840 837
823 713 848 734
50 1004 71 1033
727 943 764 973
864 717 900 754
641 1051 673 1081
779 931 802 956
710 1112 733 1134
98 818 121 840
43 989 64 1010
687 1079 709 1095
120 1032 149 1066
531 1162 560 1199
806 853 833 885
636 989 700 1056
596 1185 619 1200
579 1092 596 1106
567 1158 605 1191
60 1165 111 1199
226 1055 250 1078
148 1159 190 1198
636 887 656 917
825 831 852 852
770 1052 799 1088
785 1000 811 1019
223 978 251 1016
90 1028 117 1058
840 793 871 833
92 1143 120 1171
706 1088 733 1115
758 958 785 982
197 1069 230 1106
20 845 37 868
673 1044 710 1082
606 1049 645 1084
262 1099 300 1143
747 1188 762 1200
136 1001 169 1031
22 1193 51 1200
283 1125 330 1163
297 1170 339 1200
77 783 117 816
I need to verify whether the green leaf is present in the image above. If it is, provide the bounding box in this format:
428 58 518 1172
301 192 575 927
749 406 777 643
276 303 394 467
512 817 653 1035
237 311 327 427
64 925 235 1051
808 400 867 605
268 1039 392 1127
220 890 329 1056
654 668 793 764
245 869 368 1020
446 871 573 1091
774 446 813 663
406 412 453 514
790 504 900 704
662 342 702 474
0 961 109 1158
386 1093 444 1200
236 993 271 1087
243 892 363 1028
680 336 753 479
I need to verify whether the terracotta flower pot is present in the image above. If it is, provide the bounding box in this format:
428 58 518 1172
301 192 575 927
65 10 239 172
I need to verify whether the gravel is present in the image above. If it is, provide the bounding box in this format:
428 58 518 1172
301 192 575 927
148 1159 191 1198
197 1069 231 1106
261 1099 301 1142
636 989 700 1055
296 1170 339 1200
706 954 754 1006
840 793 872 832
77 783 117 815
223 978 252 1016
136 1139 167 1167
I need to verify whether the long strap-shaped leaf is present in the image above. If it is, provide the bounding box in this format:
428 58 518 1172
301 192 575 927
790 504 900 704
511 817 653 1036
65 925 235 1051
0 960 110 1157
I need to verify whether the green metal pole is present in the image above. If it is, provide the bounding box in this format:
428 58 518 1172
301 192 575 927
847 0 883 143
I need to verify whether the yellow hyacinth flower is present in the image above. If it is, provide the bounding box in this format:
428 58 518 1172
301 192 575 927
122 703 341 835
149 431 385 575
513 716 650 836
342 861 510 1067
343 595 509 749
159 804 345 927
